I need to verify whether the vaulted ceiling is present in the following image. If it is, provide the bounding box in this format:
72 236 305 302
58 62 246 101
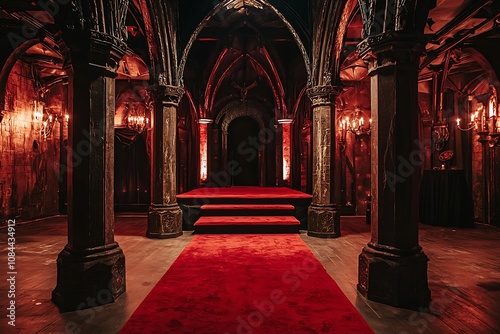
1 0 500 110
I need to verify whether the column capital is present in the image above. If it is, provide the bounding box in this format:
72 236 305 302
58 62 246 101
358 32 426 75
306 85 341 107
58 31 127 76
148 82 185 106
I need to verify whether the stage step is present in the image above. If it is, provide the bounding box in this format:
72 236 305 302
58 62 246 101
178 187 312 231
200 204 295 216
194 216 300 234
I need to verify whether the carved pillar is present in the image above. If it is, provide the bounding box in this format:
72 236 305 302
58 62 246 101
357 33 430 309
52 34 126 312
306 86 341 238
147 84 184 239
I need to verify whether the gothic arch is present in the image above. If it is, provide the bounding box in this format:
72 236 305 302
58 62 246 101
177 0 311 87
0 39 40 114
139 0 180 86
312 0 358 87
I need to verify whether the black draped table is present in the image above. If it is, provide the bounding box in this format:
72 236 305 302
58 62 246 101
419 170 475 227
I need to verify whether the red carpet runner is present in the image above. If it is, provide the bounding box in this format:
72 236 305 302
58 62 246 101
120 234 374 334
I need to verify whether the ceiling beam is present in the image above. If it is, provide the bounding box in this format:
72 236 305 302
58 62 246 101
421 10 500 70
429 0 492 43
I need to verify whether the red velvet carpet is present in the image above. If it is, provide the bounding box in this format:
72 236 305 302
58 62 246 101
120 234 374 334
176 186 313 199
195 216 300 226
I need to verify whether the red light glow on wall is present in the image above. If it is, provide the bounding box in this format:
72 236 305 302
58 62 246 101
199 119 212 182
279 119 293 182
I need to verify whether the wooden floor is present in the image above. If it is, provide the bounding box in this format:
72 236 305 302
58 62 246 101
1 214 499 333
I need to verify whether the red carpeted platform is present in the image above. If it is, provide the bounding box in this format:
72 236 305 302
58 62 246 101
177 186 312 204
194 216 300 234
201 204 295 216
120 234 374 334
178 187 312 231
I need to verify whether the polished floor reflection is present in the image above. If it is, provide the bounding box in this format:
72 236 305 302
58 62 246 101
0 215 499 333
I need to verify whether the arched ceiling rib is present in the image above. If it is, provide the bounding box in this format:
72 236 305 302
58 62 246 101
178 0 310 87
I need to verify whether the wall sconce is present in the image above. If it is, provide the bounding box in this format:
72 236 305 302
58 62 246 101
338 108 371 150
41 111 69 139
456 94 500 147
456 96 480 132
456 95 499 134
126 102 150 133
33 100 44 121
41 111 58 139
35 103 69 139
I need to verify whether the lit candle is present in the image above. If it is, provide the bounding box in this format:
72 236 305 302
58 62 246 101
456 118 461 127
360 117 364 126
471 114 475 123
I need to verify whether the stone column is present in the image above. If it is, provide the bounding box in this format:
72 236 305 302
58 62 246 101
306 86 340 238
52 35 126 312
147 84 184 239
357 33 431 309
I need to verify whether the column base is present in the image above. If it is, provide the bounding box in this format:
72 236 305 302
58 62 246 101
52 243 125 312
307 204 340 238
357 243 431 310
147 204 183 238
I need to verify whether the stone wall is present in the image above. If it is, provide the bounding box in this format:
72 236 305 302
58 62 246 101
0 61 61 225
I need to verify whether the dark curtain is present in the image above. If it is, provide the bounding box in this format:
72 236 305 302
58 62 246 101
114 128 150 206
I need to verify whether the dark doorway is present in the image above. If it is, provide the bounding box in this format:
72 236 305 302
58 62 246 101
228 116 260 186
114 130 150 211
